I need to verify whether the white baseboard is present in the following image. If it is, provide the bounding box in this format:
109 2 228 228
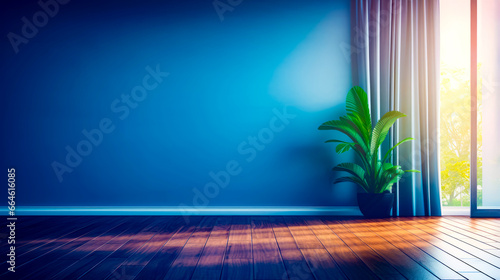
9 206 362 216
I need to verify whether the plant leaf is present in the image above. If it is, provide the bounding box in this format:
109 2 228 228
381 137 414 164
340 116 369 147
370 111 406 155
346 86 371 136
319 119 368 155
333 163 369 192
333 163 366 180
379 167 404 193
382 162 394 171
405 169 421 173
336 143 353 154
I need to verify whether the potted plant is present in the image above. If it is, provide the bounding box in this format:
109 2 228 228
318 86 419 218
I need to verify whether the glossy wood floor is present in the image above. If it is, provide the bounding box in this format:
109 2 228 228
1 216 500 280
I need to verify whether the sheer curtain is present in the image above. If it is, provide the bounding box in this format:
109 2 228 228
350 0 441 216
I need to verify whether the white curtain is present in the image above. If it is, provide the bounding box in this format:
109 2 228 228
350 0 441 216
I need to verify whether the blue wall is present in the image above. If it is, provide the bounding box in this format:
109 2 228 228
0 0 355 208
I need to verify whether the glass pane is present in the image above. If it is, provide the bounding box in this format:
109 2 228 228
439 0 471 210
477 0 500 209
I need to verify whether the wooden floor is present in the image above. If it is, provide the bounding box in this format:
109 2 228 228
1 216 500 280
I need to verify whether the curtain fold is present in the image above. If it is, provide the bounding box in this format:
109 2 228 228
351 0 441 216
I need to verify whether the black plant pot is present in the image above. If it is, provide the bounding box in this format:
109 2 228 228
357 192 394 218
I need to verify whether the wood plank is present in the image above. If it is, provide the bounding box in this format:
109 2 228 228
78 217 176 280
120 217 180 266
470 218 500 228
443 217 500 241
322 217 405 279
270 216 315 280
0 217 98 275
452 217 500 233
380 218 482 274
359 219 465 280
340 219 439 280
51 217 158 280
285 217 346 280
16 217 96 253
225 216 252 259
222 258 253 280
79 257 125 280
394 218 500 279
301 249 347 280
424 217 500 251
19 217 134 280
78 217 166 280
13 217 84 244
162 217 217 280
133 216 203 280
54 251 123 280
460 272 497 280
190 217 231 280
305 217 379 279
403 218 500 265
283 216 324 249
0 217 123 279
251 216 286 279
221 216 253 280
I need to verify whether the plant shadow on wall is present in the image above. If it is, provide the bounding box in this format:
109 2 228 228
318 87 420 218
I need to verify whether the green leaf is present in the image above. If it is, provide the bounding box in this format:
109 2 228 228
405 169 421 173
325 140 357 151
379 167 404 192
339 116 368 146
336 143 353 154
333 163 366 181
333 163 369 192
318 119 368 155
370 111 406 155
346 86 371 136
382 162 394 171
348 115 370 145
381 137 414 164
386 172 404 186
380 174 403 192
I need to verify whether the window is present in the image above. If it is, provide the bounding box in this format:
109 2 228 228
440 0 471 210
440 0 500 216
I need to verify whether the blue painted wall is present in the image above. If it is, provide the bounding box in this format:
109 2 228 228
0 0 355 208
